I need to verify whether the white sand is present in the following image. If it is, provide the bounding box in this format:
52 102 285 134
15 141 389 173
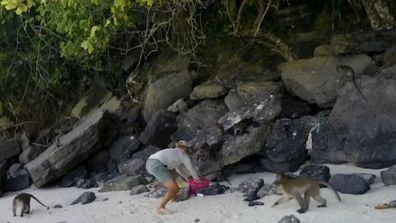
0 164 395 223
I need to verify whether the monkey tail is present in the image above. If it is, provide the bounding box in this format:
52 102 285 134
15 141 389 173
29 195 49 209
318 181 342 202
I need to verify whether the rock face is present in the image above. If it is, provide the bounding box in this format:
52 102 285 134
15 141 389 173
0 139 21 161
329 174 370 195
311 76 396 168
143 71 193 122
279 55 374 107
260 117 313 173
25 111 112 187
139 110 177 147
108 136 141 163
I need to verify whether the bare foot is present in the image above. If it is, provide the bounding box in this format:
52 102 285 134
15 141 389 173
157 207 168 215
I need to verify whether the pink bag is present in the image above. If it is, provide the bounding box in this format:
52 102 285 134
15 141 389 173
188 178 210 194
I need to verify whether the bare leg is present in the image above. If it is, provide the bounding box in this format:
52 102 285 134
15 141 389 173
158 179 180 215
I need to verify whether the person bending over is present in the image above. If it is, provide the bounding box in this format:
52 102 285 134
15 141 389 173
146 140 200 214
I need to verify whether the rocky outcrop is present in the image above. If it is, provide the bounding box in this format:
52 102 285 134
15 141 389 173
311 76 396 168
279 55 375 107
25 111 112 187
143 71 193 122
139 110 177 147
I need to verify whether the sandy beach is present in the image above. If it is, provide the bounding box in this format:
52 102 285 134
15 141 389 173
0 164 395 223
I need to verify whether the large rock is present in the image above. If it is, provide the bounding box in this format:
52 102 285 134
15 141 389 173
6 164 30 192
299 164 331 182
139 110 177 147
279 55 375 107
259 117 314 173
99 175 148 192
175 100 228 141
108 136 141 163
117 158 145 176
0 139 21 161
381 165 396 186
132 145 161 161
58 166 88 187
222 123 272 167
25 111 112 187
143 71 193 121
329 174 370 195
311 76 396 168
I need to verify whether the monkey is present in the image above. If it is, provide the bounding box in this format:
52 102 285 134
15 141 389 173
12 193 49 217
336 65 368 103
271 174 341 214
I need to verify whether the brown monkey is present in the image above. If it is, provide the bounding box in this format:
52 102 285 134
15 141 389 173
336 65 368 103
12 193 49 217
272 174 341 214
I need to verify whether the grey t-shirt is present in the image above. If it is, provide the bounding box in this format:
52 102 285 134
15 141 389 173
148 148 199 180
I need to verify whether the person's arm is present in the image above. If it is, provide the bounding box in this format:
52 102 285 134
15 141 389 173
175 166 190 181
179 152 199 180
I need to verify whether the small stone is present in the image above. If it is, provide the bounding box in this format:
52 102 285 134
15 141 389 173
194 218 200 222
53 204 63 208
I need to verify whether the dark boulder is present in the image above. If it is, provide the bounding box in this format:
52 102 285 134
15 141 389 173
299 165 331 182
259 117 314 173
5 164 30 192
108 136 141 163
139 110 177 148
329 174 370 195
311 76 396 168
